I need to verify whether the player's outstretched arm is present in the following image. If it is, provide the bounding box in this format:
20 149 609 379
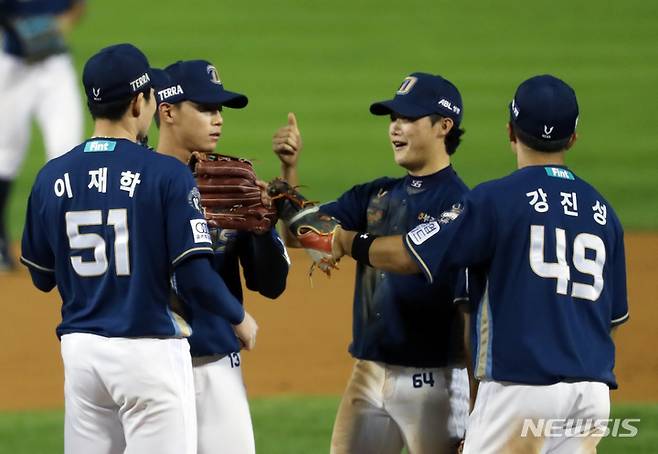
332 226 420 274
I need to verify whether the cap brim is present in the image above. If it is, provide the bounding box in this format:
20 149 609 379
369 99 429 118
190 89 249 109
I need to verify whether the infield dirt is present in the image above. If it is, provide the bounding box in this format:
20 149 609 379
1 233 656 410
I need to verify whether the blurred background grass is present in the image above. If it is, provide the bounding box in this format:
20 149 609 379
3 0 657 452
7 0 658 242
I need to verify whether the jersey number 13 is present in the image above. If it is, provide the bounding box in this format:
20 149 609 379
529 225 605 301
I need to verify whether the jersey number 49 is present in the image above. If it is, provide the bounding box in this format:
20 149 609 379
529 225 605 301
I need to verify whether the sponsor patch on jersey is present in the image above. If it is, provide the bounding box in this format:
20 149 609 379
408 221 440 245
84 140 117 152
188 187 203 213
545 167 574 180
417 211 436 223
438 204 463 224
190 219 212 243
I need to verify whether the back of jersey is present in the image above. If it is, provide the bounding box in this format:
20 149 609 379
21 138 213 338
406 164 628 387
474 165 628 387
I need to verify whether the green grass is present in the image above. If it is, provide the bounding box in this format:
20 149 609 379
0 398 656 453
7 0 658 240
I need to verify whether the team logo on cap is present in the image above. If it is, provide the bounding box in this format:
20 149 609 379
542 125 554 139
511 99 520 118
92 87 101 101
207 65 222 85
396 76 418 95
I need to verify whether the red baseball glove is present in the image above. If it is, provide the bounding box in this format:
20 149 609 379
267 178 339 275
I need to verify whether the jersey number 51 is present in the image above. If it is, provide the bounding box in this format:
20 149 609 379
65 209 130 277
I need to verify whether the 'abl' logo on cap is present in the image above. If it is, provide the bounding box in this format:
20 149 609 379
438 98 461 115
396 76 418 95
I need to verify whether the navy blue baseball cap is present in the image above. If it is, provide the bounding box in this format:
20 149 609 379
153 60 248 108
370 72 463 126
509 75 579 141
83 43 154 104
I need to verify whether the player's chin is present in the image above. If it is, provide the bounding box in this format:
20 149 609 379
392 146 411 165
198 141 218 154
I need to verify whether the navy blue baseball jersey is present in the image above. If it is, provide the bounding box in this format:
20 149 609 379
183 228 289 357
322 166 469 368
404 165 629 387
0 0 74 56
21 138 215 339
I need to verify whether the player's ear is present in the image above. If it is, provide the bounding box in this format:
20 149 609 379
158 103 175 124
507 122 517 143
564 132 578 150
131 92 145 118
434 117 453 139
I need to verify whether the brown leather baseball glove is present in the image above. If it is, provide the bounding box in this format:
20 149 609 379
190 153 277 234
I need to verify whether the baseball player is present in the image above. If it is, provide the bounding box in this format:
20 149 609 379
274 73 470 453
20 44 258 454
0 0 85 270
154 60 290 454
333 75 629 453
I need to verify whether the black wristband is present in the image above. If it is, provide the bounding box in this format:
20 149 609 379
351 232 378 267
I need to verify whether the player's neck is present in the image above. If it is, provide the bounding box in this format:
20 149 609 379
406 150 451 177
92 120 139 143
517 147 566 169
157 133 190 164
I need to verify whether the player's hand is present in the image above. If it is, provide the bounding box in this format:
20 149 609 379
331 225 355 262
273 112 302 169
233 310 258 351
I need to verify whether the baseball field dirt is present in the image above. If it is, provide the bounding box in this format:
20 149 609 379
0 233 656 410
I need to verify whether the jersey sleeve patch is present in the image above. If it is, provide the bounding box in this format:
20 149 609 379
408 221 441 245
190 219 212 244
